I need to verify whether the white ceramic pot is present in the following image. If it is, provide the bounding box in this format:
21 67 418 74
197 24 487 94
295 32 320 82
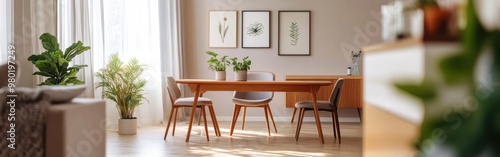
235 70 247 81
118 118 137 135
215 71 226 81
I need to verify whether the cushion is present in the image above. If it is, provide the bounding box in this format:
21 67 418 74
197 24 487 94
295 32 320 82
232 97 273 106
174 97 213 106
294 100 332 110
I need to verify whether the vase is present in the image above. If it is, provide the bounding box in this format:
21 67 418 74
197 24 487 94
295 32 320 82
235 70 247 81
351 62 360 76
118 118 137 135
215 71 226 81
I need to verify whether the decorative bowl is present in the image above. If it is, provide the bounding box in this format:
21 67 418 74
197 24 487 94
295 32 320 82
39 85 87 103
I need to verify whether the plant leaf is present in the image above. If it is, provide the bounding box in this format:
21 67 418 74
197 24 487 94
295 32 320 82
39 33 59 51
394 81 436 102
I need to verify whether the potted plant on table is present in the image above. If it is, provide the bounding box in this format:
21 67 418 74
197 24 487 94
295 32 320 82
230 56 251 81
95 53 148 135
206 51 230 80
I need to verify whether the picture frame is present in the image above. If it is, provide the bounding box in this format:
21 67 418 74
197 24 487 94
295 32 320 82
241 10 271 48
209 11 238 48
278 11 311 56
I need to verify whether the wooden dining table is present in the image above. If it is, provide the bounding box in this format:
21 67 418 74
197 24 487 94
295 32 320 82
176 79 332 143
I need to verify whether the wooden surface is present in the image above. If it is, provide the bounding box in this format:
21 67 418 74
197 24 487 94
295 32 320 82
176 79 333 144
362 38 422 53
107 122 362 156
363 104 418 157
285 75 363 108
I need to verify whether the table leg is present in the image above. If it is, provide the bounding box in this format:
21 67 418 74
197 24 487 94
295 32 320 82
185 84 201 142
310 87 325 144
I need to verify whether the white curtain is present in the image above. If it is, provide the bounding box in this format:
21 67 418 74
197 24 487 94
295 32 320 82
158 0 185 122
57 0 94 97
0 0 13 64
58 0 169 128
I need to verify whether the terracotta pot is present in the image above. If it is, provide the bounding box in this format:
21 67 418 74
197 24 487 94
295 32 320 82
423 6 450 37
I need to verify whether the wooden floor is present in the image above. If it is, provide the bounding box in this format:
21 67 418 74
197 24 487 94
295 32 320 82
107 121 362 157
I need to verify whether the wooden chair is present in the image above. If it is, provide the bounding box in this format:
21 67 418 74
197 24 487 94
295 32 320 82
230 71 277 136
163 77 220 141
294 78 345 143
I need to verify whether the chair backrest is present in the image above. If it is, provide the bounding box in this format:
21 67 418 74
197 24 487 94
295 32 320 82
329 78 345 109
233 71 275 100
166 77 182 101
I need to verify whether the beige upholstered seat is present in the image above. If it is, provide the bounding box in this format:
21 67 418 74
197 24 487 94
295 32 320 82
230 71 277 136
294 78 345 143
163 77 220 141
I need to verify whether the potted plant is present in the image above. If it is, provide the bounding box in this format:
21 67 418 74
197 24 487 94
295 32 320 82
95 53 148 135
230 56 251 81
28 33 90 85
206 51 230 80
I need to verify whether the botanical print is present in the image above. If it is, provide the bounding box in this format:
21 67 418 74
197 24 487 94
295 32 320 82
289 21 299 46
246 22 264 37
218 17 229 43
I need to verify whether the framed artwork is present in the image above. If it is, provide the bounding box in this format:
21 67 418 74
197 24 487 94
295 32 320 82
278 11 311 56
242 10 271 48
209 11 238 48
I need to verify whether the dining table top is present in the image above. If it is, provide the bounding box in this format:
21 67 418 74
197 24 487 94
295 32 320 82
176 79 332 85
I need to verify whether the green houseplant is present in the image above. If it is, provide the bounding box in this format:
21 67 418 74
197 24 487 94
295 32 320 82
206 51 230 80
27 33 90 85
95 53 148 135
395 0 500 156
230 56 251 81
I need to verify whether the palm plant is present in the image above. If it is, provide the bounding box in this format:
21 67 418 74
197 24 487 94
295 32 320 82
95 53 148 119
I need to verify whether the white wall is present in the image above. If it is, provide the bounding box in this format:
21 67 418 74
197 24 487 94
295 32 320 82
184 0 392 122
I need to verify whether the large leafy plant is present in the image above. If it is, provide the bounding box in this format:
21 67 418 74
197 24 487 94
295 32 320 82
206 51 230 71
95 53 148 119
230 56 251 71
27 33 90 85
396 0 500 156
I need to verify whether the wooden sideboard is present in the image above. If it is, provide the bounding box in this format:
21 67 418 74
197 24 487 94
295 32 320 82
285 75 363 109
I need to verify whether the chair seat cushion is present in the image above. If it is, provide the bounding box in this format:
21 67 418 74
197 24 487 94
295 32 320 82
174 97 213 106
294 100 332 110
232 97 273 106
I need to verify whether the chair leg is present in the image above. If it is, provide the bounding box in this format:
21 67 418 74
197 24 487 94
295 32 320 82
164 106 176 140
242 107 247 130
334 111 341 144
172 108 179 136
295 108 306 141
201 106 209 141
263 105 271 136
266 105 278 133
331 112 337 139
294 108 303 140
207 105 220 136
230 105 242 136
357 108 362 122
197 108 202 126
291 107 297 123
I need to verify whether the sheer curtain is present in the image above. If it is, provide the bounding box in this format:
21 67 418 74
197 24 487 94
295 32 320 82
58 0 168 128
159 0 185 122
0 0 13 63
101 0 163 126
